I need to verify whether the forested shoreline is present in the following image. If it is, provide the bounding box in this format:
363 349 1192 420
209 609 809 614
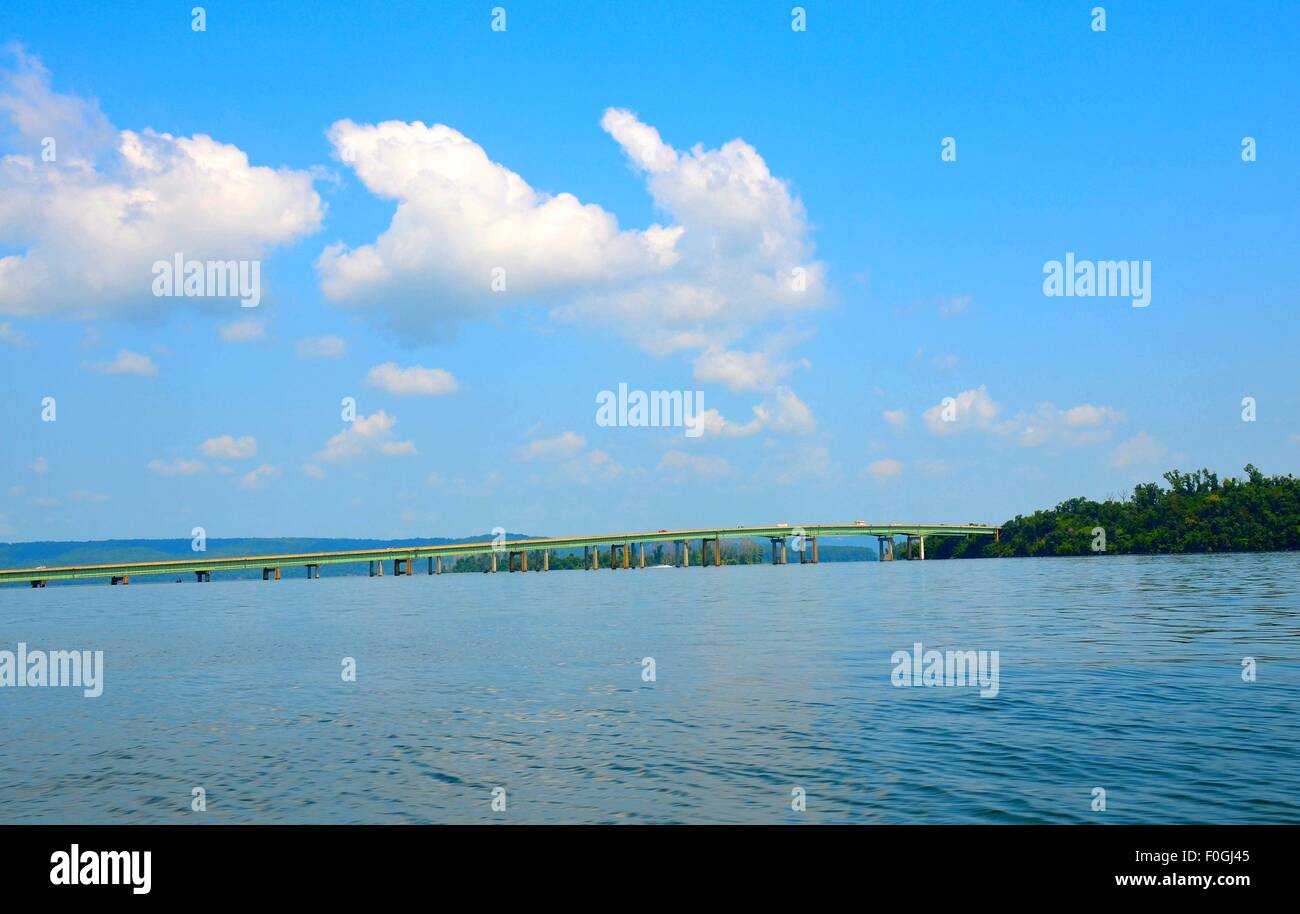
928 465 1300 559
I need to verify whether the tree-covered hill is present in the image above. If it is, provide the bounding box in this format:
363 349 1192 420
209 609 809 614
929 465 1300 559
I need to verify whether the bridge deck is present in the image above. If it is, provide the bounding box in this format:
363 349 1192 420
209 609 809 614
0 523 999 584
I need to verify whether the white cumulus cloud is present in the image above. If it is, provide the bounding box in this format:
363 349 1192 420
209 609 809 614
315 411 416 463
0 49 323 319
364 362 458 396
316 108 824 358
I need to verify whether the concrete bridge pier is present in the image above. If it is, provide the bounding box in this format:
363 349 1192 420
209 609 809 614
878 537 895 561
623 543 631 570
263 567 282 581
194 570 211 582
31 580 46 588
111 575 130 585
677 540 689 567
543 550 549 571
770 537 787 565
638 543 645 568
306 564 320 579
491 552 498 573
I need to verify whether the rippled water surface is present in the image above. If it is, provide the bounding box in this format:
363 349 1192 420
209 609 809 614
2 553 1298 823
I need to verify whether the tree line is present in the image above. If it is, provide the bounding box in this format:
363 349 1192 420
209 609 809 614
926 465 1300 559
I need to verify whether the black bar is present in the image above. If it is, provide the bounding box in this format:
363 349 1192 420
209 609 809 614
0 824 1281 899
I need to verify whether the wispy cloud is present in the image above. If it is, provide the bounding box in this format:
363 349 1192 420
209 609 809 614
147 458 206 476
199 435 257 460
84 349 158 377
295 335 346 358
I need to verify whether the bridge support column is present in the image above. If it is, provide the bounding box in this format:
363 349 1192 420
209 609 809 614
427 557 434 575
263 567 281 581
812 536 819 563
31 580 45 588
623 543 630 570
920 536 925 560
771 537 786 565
680 541 689 567
543 550 549 571
800 539 809 564
195 570 210 583
306 565 320 579
522 551 529 572
491 552 498 573
436 557 442 575
111 575 130 585
638 543 645 568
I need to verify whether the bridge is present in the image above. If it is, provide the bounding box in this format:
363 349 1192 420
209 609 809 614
1 523 1000 587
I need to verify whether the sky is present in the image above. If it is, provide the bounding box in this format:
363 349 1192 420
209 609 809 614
0 1 1296 542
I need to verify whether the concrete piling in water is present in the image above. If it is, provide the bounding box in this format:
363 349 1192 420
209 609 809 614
543 550 549 571
770 537 787 565
638 543 645 568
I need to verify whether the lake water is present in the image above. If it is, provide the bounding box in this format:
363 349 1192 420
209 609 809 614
2 553 1298 823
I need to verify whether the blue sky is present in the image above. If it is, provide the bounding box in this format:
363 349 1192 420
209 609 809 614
1 1 1296 542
